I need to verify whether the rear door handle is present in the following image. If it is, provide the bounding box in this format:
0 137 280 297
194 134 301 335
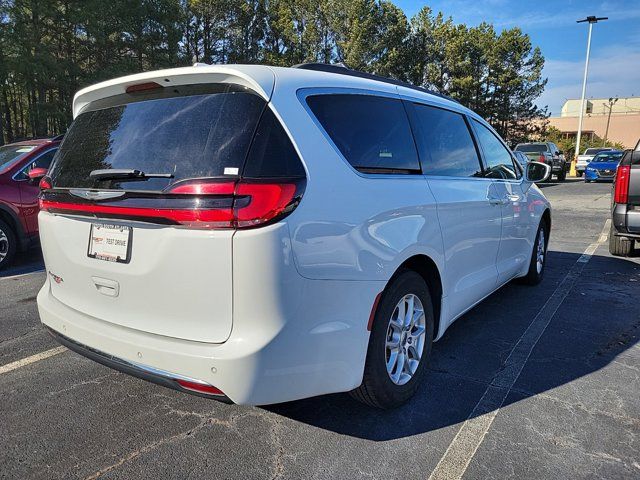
489 194 520 205
92 277 120 297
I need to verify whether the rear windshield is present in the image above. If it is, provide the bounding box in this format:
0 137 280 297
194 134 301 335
0 145 37 172
515 144 547 153
49 85 267 191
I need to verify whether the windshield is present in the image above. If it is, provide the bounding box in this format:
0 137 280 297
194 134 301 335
49 85 266 192
515 144 547 153
592 152 623 163
584 148 610 155
0 145 36 172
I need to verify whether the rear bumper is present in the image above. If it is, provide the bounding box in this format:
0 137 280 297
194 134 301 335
47 326 232 403
38 271 383 405
613 203 640 237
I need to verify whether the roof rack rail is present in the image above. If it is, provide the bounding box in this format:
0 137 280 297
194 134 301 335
50 134 65 142
292 62 458 103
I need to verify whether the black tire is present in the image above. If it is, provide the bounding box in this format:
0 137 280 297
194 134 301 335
0 219 17 270
350 270 435 409
556 165 566 181
609 224 633 256
518 220 548 285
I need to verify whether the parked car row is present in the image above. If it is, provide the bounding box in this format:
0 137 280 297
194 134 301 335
576 147 616 177
511 144 626 186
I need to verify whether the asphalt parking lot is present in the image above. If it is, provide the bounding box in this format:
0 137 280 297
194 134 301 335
1 179 639 480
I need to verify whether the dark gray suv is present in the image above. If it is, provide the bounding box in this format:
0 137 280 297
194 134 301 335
610 139 640 256
514 142 568 181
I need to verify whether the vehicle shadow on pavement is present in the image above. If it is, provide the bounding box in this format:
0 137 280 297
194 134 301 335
0 249 44 278
266 250 640 441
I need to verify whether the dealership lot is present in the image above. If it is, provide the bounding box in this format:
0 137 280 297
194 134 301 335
1 179 638 480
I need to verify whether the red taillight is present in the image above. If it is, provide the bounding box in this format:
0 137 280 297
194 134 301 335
40 179 304 229
39 177 52 190
125 81 163 94
614 165 631 204
538 155 546 163
167 181 235 195
39 199 235 227
235 182 298 228
165 179 301 228
176 379 225 396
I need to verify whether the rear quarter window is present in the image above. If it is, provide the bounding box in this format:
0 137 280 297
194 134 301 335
306 94 420 174
242 108 305 178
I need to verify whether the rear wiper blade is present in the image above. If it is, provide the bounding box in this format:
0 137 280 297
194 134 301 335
89 169 174 181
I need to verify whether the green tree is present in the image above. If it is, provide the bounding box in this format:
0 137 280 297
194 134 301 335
485 27 547 143
332 0 409 77
0 0 551 144
544 126 624 161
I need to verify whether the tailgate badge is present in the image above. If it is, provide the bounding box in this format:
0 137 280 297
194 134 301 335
48 271 64 284
69 189 125 201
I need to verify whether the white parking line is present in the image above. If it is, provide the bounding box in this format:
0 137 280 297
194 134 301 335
0 346 67 375
428 221 610 480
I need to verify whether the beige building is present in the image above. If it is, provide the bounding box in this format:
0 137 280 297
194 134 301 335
548 96 640 149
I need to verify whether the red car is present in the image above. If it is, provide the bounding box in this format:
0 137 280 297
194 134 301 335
0 136 61 269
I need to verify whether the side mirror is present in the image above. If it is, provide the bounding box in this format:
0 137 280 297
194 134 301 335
525 161 551 183
27 167 48 184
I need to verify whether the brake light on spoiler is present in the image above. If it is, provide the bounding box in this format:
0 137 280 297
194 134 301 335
39 179 304 229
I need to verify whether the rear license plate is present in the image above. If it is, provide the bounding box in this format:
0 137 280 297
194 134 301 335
88 223 132 263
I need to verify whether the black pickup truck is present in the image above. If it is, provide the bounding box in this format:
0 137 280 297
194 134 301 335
610 139 640 256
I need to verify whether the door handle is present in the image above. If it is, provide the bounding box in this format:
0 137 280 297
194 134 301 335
92 277 120 297
489 194 520 205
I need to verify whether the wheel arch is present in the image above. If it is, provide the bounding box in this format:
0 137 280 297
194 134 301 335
0 203 26 250
391 255 443 340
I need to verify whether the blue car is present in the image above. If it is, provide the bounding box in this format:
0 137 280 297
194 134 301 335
584 150 624 182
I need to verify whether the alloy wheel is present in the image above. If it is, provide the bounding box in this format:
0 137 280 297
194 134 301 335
536 228 545 274
385 294 426 385
0 228 8 263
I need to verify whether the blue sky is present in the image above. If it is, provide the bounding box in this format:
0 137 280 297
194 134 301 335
391 0 640 115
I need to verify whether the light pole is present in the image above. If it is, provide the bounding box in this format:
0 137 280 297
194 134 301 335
603 96 618 146
574 16 608 165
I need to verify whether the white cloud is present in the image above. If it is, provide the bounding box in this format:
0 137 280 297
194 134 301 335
494 7 640 29
538 45 640 115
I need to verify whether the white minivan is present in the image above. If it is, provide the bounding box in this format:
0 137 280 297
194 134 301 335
37 63 551 409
